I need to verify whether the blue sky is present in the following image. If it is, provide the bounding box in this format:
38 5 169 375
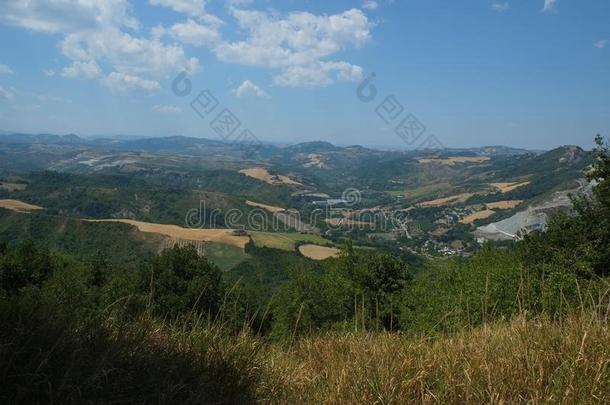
0 0 608 150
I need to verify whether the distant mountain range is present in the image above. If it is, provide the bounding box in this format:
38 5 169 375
0 131 559 157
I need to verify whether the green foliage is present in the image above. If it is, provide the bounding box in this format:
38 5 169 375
140 245 224 318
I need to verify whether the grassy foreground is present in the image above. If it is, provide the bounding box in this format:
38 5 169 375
260 314 610 404
2 306 608 404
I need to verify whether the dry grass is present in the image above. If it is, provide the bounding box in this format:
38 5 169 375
239 168 302 186
85 219 249 248
486 200 524 210
245 200 286 214
491 182 531 193
460 209 496 224
298 244 340 260
0 199 44 212
258 314 610 404
417 156 490 166
419 193 474 207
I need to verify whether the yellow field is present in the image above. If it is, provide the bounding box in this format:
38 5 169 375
298 244 340 260
417 156 490 165
250 232 331 251
460 209 496 224
491 181 530 193
419 193 474 207
485 200 523 210
0 199 44 212
85 219 249 248
245 200 285 213
239 168 302 186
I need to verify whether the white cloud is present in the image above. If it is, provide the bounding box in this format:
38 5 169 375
61 60 102 80
542 0 557 13
153 104 182 113
233 80 270 98
362 1 378 11
0 64 13 74
0 0 198 93
167 19 221 47
594 39 608 49
0 1 373 90
213 8 372 87
43 68 55 77
103 72 160 93
0 86 15 101
491 2 509 12
0 0 138 33
149 0 206 17
59 28 200 78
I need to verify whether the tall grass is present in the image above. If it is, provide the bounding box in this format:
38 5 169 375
259 314 610 404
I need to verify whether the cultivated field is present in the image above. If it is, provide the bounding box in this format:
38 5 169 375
417 156 490 165
325 218 372 227
239 168 302 186
86 219 250 248
0 199 44 212
419 193 475 207
245 200 285 213
460 209 496 224
298 244 340 260
486 200 523 210
0 182 27 191
250 232 331 251
491 181 530 193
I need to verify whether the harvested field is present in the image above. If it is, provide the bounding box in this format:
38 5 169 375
298 244 340 260
85 219 249 248
460 209 496 224
485 200 523 210
0 182 27 191
0 199 43 212
325 218 372 227
417 156 490 165
419 193 474 207
245 200 285 213
491 181 530 193
239 168 302 186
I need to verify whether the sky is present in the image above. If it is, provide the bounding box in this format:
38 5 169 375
0 0 609 150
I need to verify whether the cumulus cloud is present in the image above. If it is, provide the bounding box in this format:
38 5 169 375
103 72 160 93
0 64 13 74
149 0 206 17
213 8 372 87
362 1 378 11
594 39 608 49
542 0 557 13
0 1 374 90
0 0 138 33
167 19 221 47
233 80 269 98
491 2 509 12
0 0 198 93
153 104 182 113
60 60 102 80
